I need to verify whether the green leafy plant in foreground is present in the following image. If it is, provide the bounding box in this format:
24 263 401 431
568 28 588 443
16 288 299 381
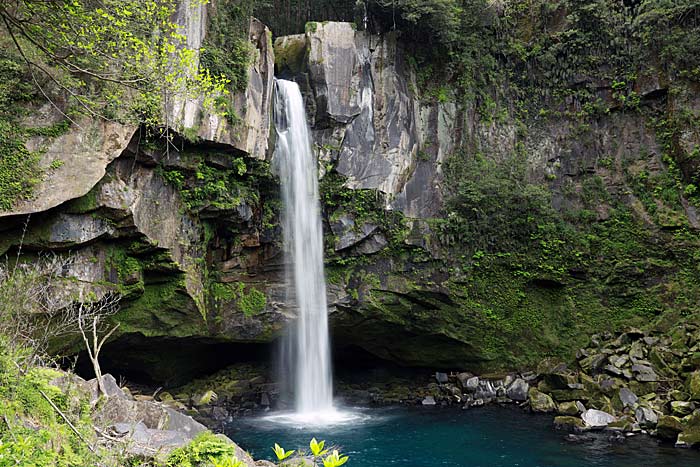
322 450 349 467
166 432 243 467
273 439 349 467
273 443 295 461
309 438 328 457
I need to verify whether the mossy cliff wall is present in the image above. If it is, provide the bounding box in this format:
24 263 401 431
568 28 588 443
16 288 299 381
275 2 700 372
2 1 700 383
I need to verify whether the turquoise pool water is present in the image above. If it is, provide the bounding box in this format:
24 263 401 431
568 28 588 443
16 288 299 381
226 406 700 467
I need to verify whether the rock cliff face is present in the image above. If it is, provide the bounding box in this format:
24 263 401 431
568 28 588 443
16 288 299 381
0 9 281 384
3 7 700 385
275 20 700 373
277 22 449 218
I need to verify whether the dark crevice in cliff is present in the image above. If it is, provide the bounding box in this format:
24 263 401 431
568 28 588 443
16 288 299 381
72 333 272 387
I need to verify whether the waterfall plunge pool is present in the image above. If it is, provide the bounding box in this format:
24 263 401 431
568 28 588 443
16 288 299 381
226 405 700 467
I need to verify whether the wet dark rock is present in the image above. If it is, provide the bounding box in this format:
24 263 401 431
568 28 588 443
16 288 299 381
554 416 585 431
566 433 599 444
656 415 684 440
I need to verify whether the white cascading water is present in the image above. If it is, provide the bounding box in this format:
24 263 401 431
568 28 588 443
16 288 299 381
274 79 334 418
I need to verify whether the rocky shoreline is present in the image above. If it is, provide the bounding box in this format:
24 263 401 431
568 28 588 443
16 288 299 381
399 323 700 449
167 323 700 452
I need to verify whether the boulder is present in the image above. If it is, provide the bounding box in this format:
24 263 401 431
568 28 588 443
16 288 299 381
464 376 479 392
618 387 638 408
604 365 623 376
670 390 690 402
580 354 607 373
110 422 190 458
606 416 635 432
554 416 585 431
1 116 136 218
421 396 436 406
581 409 616 428
631 364 658 382
456 372 474 389
557 401 580 416
50 372 99 407
676 427 700 448
670 400 695 417
629 341 645 360
656 415 684 440
474 380 497 400
687 371 700 400
543 373 574 390
435 372 449 384
528 388 556 413
89 374 129 401
506 378 529 401
609 354 629 368
549 389 589 402
634 406 658 428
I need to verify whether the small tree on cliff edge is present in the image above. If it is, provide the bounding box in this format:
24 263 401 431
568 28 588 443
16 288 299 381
76 291 121 398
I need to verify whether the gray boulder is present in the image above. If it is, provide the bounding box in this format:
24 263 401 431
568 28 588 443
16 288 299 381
464 376 480 392
506 378 529 401
631 364 658 382
455 372 474 389
422 396 436 406
581 409 616 428
111 422 190 458
618 387 638 408
435 372 449 384
634 406 658 428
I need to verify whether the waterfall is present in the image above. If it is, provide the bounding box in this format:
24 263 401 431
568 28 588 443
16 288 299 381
274 79 334 416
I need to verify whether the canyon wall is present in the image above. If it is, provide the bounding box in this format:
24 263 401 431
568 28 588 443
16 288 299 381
2 1 700 383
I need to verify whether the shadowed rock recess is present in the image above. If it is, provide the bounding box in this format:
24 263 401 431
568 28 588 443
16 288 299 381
3 1 700 401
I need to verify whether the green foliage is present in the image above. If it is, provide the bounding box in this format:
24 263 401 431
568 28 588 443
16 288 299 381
0 49 41 210
200 0 257 124
0 119 42 211
201 0 254 93
166 432 243 467
0 0 230 125
323 450 349 467
271 439 349 467
0 340 106 467
439 149 574 261
309 438 328 457
373 0 463 46
211 282 267 317
273 443 295 461
159 158 251 212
